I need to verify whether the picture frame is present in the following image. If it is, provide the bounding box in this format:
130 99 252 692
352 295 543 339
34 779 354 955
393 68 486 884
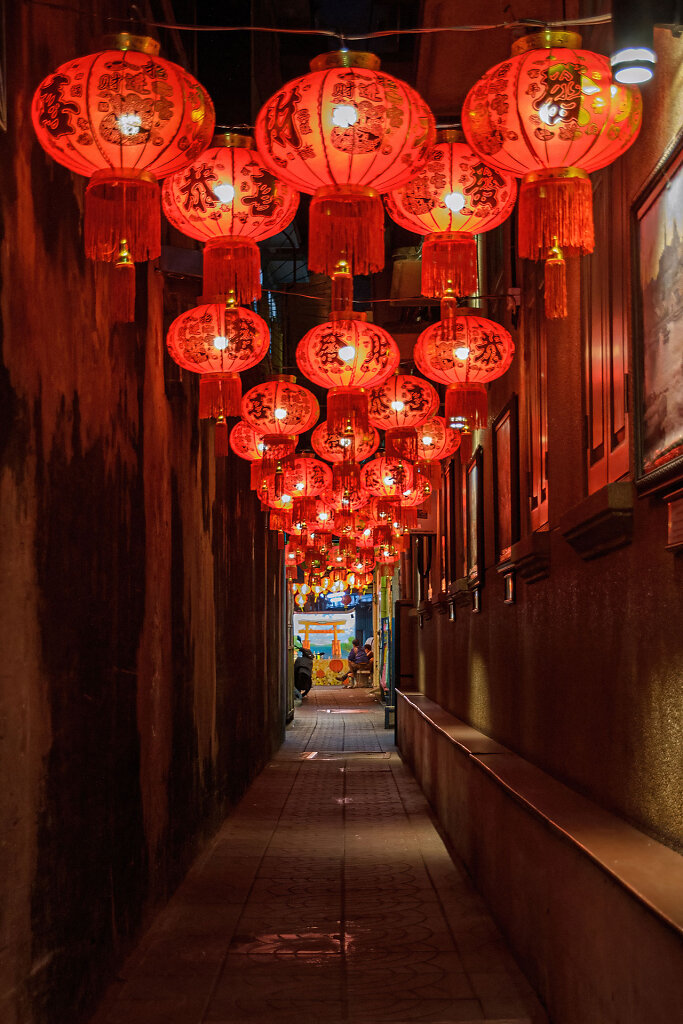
466 446 484 587
492 395 520 563
632 127 683 494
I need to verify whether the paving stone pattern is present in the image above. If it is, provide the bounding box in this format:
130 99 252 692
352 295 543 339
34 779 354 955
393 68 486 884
90 687 548 1024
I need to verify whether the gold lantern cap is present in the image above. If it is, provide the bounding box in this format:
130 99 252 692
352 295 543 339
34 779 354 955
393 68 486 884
512 29 582 55
101 34 161 55
310 51 381 71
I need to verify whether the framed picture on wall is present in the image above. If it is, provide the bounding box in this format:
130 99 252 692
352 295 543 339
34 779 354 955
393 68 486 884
632 128 683 493
492 396 520 563
466 446 484 587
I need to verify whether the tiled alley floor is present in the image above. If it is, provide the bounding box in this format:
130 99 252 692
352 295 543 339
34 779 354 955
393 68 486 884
90 687 548 1024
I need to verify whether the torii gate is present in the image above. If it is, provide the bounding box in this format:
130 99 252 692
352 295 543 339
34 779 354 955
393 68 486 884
298 619 348 657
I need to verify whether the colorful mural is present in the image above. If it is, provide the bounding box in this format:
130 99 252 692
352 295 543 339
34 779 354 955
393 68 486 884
293 611 357 685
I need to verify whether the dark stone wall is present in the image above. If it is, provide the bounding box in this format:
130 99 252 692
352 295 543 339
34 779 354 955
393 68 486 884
0 8 284 1024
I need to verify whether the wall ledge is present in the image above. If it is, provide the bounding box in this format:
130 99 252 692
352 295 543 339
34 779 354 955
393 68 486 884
558 481 634 560
508 531 550 582
397 690 683 940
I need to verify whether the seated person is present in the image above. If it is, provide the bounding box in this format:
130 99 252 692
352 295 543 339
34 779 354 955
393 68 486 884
337 638 368 687
363 644 374 673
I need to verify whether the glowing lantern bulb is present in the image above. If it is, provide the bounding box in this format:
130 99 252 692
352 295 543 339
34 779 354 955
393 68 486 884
213 335 229 350
214 183 235 203
338 345 356 362
454 345 470 360
444 191 465 213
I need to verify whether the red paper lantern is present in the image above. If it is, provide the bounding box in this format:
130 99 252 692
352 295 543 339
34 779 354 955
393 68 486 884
32 34 215 320
385 130 516 297
368 373 440 460
416 415 461 485
286 456 334 524
167 302 270 431
413 311 514 430
360 457 414 501
162 132 298 303
311 419 380 463
294 498 336 534
325 479 369 513
398 465 433 508
462 30 641 317
241 375 320 467
255 51 435 275
228 420 267 486
297 314 400 436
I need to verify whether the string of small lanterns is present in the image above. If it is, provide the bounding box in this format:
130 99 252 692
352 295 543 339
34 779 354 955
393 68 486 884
31 24 643 606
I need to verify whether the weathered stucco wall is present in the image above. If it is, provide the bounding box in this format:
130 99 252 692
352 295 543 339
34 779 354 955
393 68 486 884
0 7 284 1024
410 27 683 855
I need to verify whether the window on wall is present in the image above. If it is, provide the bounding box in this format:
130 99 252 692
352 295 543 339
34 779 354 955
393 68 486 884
582 165 630 492
522 263 549 530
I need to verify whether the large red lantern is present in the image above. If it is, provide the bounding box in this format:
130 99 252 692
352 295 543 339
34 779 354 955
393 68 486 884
360 457 414 501
462 30 641 318
241 375 320 467
229 420 266 486
167 302 270 430
416 415 461 485
32 34 215 320
385 130 516 298
285 456 334 524
413 310 514 430
311 420 380 464
311 417 380 496
368 373 440 460
255 51 435 275
162 133 298 303
297 312 400 436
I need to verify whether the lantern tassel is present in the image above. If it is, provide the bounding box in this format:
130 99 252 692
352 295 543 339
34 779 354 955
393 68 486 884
327 387 369 437
386 427 418 462
445 383 487 431
262 435 297 472
332 461 361 493
214 420 230 456
203 238 261 303
199 374 242 420
518 170 594 261
422 233 478 298
85 172 160 262
544 240 567 320
309 186 384 276
110 240 135 323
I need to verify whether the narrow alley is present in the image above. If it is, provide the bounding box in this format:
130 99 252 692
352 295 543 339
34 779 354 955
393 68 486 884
89 688 546 1024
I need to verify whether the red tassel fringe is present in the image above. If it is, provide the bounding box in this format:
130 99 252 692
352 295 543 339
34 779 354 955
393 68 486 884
199 374 242 420
85 175 160 262
309 189 384 276
262 435 296 472
214 421 230 456
386 428 418 462
422 233 478 298
544 255 568 319
445 384 487 431
203 238 261 303
269 511 292 533
328 387 369 437
518 173 594 260
110 263 135 323
332 462 361 493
